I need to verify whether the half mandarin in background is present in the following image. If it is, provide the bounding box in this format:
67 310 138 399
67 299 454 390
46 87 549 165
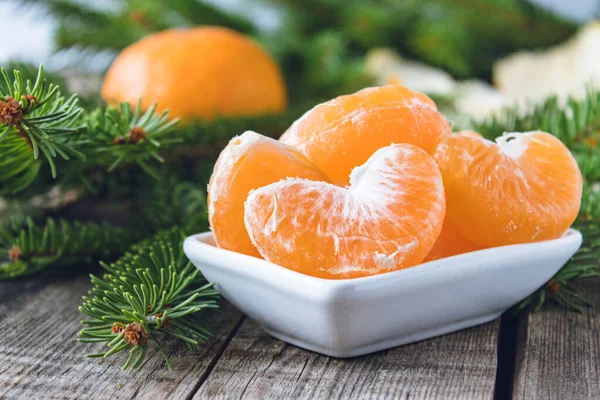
102 27 287 121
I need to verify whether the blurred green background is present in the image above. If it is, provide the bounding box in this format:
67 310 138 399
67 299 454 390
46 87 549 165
4 0 597 114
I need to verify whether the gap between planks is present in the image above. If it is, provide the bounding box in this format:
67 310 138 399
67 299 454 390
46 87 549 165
493 313 519 400
0 270 502 400
185 316 246 400
512 278 600 400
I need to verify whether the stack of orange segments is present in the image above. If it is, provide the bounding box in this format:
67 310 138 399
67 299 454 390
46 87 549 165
208 85 583 279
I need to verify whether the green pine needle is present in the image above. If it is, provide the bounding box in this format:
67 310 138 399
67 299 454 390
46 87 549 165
0 65 85 193
0 216 136 280
84 100 180 177
471 87 600 153
0 64 183 196
78 228 220 370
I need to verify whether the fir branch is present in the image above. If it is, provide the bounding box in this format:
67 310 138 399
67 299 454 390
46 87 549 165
471 88 600 149
83 101 180 178
78 228 220 370
0 170 211 281
0 65 85 193
0 64 183 198
0 216 136 280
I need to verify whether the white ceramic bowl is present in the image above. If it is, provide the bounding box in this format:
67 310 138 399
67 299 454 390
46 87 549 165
183 229 582 357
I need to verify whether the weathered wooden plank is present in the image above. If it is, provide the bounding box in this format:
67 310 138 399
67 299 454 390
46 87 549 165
513 278 600 400
0 272 243 400
194 317 500 399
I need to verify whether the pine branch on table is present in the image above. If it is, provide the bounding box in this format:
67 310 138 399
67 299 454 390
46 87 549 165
78 228 220 370
82 102 180 178
0 64 292 284
0 65 85 194
0 216 136 280
0 64 185 199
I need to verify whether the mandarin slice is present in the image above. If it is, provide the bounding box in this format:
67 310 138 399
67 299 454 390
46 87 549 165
244 144 446 279
456 130 483 138
423 218 483 262
279 85 451 184
208 131 327 257
433 131 582 248
422 129 486 262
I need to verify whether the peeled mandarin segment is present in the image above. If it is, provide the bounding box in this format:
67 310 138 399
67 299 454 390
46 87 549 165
428 127 487 260
423 218 484 262
244 144 446 279
208 131 327 258
457 130 483 138
279 85 451 184
102 27 287 121
433 131 583 248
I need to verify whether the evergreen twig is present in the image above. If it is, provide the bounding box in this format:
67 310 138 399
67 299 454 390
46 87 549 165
0 65 85 193
0 63 185 199
0 216 135 280
83 101 180 178
78 228 220 370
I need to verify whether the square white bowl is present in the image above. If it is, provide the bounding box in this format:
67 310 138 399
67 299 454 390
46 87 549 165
183 229 581 357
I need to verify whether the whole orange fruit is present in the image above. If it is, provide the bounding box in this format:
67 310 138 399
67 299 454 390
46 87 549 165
101 27 287 121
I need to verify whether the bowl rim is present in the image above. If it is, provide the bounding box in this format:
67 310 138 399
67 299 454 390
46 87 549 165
183 228 582 288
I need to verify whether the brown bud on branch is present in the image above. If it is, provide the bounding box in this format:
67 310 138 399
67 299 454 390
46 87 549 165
0 96 22 126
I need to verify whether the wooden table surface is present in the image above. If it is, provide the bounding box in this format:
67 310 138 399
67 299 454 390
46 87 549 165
0 269 598 400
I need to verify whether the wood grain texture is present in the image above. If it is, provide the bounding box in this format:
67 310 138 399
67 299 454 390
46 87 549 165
513 278 600 400
195 318 500 400
0 273 243 400
10 271 599 399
